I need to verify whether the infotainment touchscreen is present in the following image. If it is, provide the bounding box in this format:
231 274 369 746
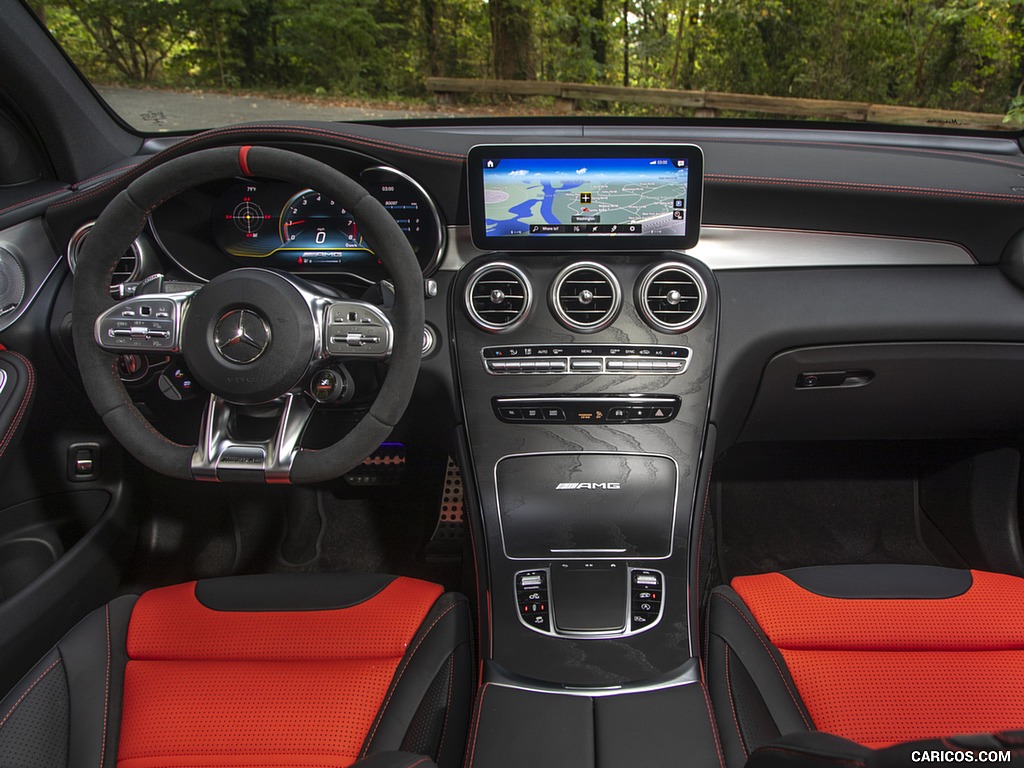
467 144 703 251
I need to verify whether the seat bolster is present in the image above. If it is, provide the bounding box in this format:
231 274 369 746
61 594 136 768
746 732 870 768
362 592 473 768
0 646 67 768
352 750 440 768
748 730 1024 768
707 586 814 768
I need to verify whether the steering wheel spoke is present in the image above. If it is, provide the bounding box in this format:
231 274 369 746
94 291 194 354
323 300 394 360
191 392 313 482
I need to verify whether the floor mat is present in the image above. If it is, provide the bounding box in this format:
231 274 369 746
122 451 463 594
714 443 948 580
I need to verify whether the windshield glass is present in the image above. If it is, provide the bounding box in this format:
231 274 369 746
32 0 1024 133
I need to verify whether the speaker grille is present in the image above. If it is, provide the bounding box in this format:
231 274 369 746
0 247 25 315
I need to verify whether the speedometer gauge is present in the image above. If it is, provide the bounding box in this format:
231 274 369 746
280 190 362 249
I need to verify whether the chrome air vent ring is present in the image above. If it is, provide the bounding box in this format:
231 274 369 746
636 262 706 333
68 222 142 296
550 262 621 333
465 262 532 332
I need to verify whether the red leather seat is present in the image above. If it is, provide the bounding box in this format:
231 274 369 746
0 573 473 768
706 564 1024 767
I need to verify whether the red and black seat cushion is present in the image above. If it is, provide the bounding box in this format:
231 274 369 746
706 564 1024 767
0 572 473 768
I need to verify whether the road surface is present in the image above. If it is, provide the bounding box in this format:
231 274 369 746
97 86 452 131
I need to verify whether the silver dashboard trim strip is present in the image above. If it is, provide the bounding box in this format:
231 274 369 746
439 224 974 271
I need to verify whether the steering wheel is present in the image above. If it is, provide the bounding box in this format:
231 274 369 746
71 145 424 484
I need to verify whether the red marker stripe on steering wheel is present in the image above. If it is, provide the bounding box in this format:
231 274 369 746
238 145 253 176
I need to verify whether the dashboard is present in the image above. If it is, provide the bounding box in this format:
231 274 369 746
2 115 1024 692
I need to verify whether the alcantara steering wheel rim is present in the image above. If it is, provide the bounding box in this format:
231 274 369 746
71 145 424 484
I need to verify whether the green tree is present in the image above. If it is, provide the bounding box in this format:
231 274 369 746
61 0 189 82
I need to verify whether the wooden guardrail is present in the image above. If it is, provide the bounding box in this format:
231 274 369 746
425 77 1010 131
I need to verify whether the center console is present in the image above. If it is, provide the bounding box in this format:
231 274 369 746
451 143 720 766
453 142 716 680
452 249 716 682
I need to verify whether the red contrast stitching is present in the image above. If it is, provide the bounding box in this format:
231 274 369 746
633 135 1024 171
462 470 483 668
51 124 464 212
700 682 728 768
0 657 62 733
0 352 35 461
73 163 143 190
435 653 456 761
713 592 813 730
0 188 71 218
404 758 431 768
465 683 489 768
99 604 111 768
724 651 748 759
363 601 461 750
708 173 1024 203
696 470 713 674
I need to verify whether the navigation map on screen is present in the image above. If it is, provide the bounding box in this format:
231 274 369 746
481 156 689 238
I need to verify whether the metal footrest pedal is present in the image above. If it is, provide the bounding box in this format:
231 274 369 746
425 456 466 556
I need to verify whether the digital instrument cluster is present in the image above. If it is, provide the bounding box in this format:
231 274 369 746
209 166 443 278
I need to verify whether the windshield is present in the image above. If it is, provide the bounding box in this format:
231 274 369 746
32 0 1024 133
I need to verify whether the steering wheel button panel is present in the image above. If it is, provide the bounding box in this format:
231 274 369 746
96 296 186 352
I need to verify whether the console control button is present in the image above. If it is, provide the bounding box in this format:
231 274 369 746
494 397 680 424
516 570 552 634
629 568 665 632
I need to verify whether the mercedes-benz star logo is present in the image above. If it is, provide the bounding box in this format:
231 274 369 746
214 309 271 365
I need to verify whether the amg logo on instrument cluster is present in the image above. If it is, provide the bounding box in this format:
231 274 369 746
555 482 622 490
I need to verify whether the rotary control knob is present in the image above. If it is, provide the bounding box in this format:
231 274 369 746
311 369 342 403
309 367 353 404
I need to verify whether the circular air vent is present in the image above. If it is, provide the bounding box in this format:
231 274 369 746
550 262 621 332
465 262 532 331
636 262 707 333
67 222 141 297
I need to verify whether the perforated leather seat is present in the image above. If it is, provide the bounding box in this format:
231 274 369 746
0 573 473 768
705 564 1024 768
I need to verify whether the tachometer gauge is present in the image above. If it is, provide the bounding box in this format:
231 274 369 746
280 190 362 249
